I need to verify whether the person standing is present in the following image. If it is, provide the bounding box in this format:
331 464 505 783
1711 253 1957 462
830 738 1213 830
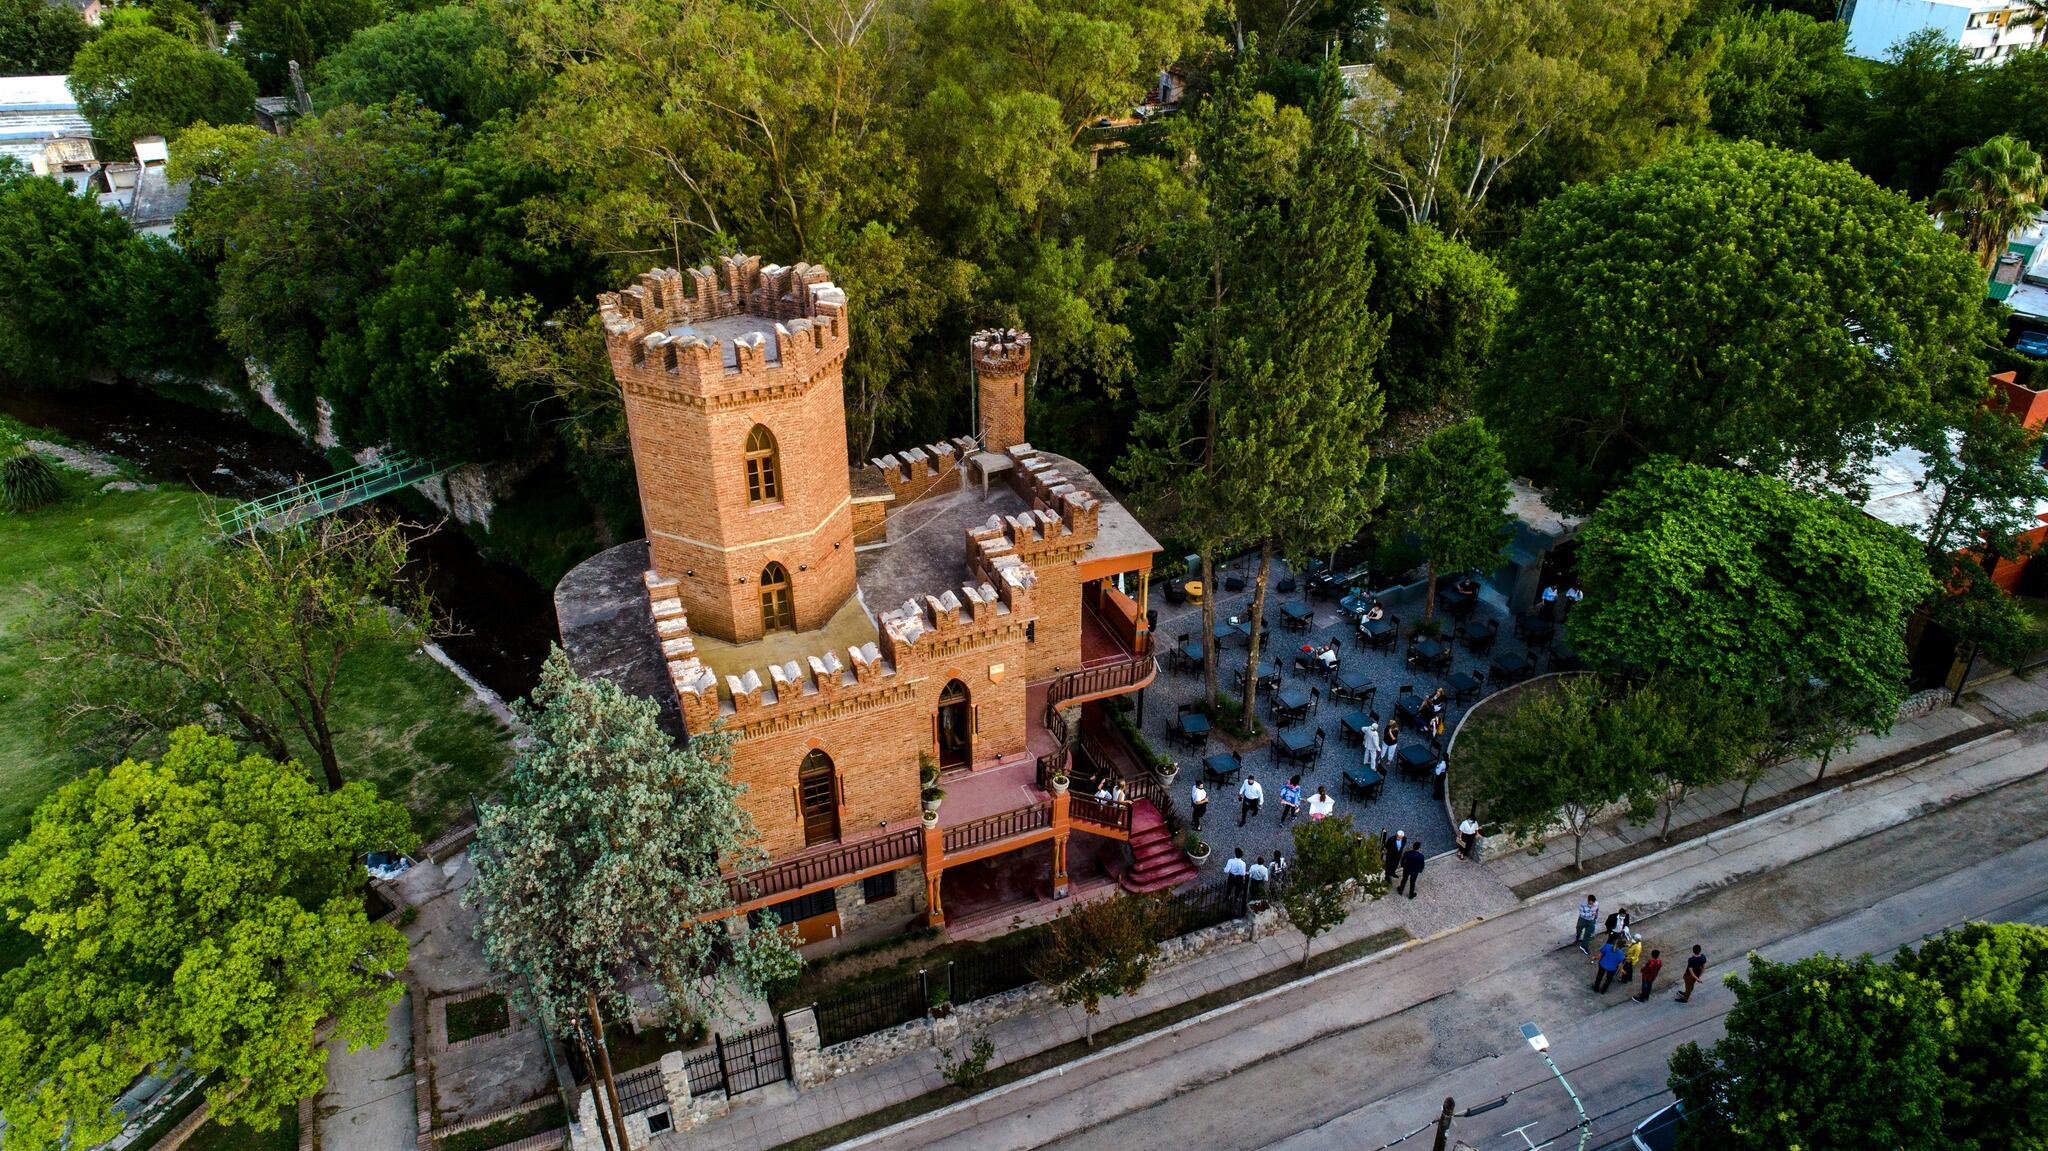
1363 717 1385 770
1593 939 1624 993
1623 934 1643 981
1189 780 1209 832
1306 786 1335 820
1278 775 1304 824
1573 896 1600 953
1399 841 1425 899
1248 855 1271 902
1539 584 1559 619
1238 775 1265 827
1457 817 1481 859
1383 829 1406 883
1676 945 1707 1002
1633 950 1664 1002
1224 849 1249 905
1269 850 1289 882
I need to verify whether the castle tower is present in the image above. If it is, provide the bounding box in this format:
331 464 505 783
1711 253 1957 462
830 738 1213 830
597 253 857 644
972 328 1032 452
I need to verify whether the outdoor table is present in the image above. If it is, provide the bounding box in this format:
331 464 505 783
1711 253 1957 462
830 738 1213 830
1180 711 1212 740
1280 602 1313 628
1439 586 1474 615
1519 615 1554 642
1274 728 1319 762
1342 764 1383 800
1335 668 1374 699
1492 651 1532 680
1179 639 1205 668
1411 638 1448 665
1275 685 1311 713
1398 741 1435 778
1394 690 1423 723
1360 617 1397 646
1459 619 1496 642
1448 669 1485 701
1202 752 1242 786
1339 710 1372 743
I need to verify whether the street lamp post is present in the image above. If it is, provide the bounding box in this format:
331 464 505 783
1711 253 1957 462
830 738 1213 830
1520 1023 1591 1151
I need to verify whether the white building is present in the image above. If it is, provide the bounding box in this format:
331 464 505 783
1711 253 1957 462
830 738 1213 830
1841 0 2046 62
0 75 94 177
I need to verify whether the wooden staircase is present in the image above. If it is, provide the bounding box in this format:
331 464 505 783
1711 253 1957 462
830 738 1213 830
1117 799 1198 894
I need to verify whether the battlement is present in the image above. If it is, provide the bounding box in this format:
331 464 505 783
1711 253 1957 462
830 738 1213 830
971 328 1033 378
876 567 1033 667
1006 445 1101 540
598 253 849 397
868 437 976 504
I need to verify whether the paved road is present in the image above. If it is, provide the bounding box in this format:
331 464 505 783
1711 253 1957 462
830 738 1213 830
1044 751 2048 1151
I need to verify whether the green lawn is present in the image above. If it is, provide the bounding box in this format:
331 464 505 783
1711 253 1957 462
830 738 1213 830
0 428 514 958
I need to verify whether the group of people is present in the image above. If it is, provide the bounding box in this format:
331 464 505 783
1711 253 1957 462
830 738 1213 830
1187 773 1339 833
1574 895 1709 1003
1222 847 1287 905
1537 582 1584 620
1380 829 1427 899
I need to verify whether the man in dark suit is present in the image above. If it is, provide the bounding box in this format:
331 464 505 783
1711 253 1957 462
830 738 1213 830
1398 841 1425 899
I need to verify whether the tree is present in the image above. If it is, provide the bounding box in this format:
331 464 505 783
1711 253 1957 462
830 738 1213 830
0 728 410 1150
1909 405 2048 670
233 0 378 95
1384 417 1511 620
1895 923 2048 1151
68 24 257 153
1031 893 1161 1047
34 514 435 791
1366 222 1514 414
1571 460 1935 747
1463 675 1659 867
466 649 801 1143
1703 8 1855 150
1934 135 2048 271
1279 815 1386 967
1669 952 1952 1151
311 4 539 129
1481 142 1993 508
0 0 92 75
1607 676 1757 841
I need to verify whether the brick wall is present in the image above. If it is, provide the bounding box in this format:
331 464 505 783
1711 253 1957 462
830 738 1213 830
972 329 1032 452
600 254 857 643
869 439 974 504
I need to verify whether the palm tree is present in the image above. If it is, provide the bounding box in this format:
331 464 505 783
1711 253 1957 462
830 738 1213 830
1934 134 2048 270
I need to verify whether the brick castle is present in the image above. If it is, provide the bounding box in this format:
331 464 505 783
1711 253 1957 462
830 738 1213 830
558 253 1186 950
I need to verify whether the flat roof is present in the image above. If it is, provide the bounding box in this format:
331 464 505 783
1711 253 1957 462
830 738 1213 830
856 483 1032 613
1030 450 1163 565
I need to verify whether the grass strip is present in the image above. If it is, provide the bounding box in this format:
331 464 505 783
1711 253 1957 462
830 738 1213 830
768 925 1411 1151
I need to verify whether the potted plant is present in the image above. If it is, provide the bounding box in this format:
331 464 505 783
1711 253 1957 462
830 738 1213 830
1050 772 1070 794
921 808 941 829
922 785 946 815
1180 831 1210 863
1153 758 1179 785
927 983 954 1019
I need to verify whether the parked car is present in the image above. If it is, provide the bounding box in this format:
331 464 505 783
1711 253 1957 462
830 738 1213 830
1630 1100 1685 1151
2014 329 2048 357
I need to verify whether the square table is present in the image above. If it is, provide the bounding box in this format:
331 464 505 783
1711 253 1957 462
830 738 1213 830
1492 651 1533 680
1202 752 1242 786
1274 728 1319 762
1335 669 1374 699
1179 711 1212 740
1397 740 1436 778
1280 602 1313 629
1342 764 1384 800
1518 615 1555 642
1214 621 1247 648
1179 640 1205 667
1275 685 1311 713
1411 638 1448 665
1448 670 1485 701
1339 710 1372 743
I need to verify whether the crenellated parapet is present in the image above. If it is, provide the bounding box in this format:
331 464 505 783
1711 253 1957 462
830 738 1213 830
972 328 1032 450
876 569 1034 671
868 437 977 505
1003 445 1101 543
598 253 849 405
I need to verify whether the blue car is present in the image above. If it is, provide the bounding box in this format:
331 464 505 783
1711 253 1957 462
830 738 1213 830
2015 330 2048 357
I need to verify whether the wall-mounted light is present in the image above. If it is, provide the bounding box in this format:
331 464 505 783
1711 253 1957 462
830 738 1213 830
799 564 808 572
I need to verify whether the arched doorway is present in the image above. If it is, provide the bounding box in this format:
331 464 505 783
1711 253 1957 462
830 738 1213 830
798 749 839 846
760 561 795 632
936 679 972 771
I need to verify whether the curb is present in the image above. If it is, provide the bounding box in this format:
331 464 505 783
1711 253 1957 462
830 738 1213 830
1534 726 2016 905
831 917 1482 1149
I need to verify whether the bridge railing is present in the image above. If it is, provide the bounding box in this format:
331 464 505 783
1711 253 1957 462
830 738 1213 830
214 453 447 536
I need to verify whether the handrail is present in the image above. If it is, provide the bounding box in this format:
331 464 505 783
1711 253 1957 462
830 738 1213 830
942 803 1052 855
725 826 922 905
1068 792 1131 833
1044 654 1156 711
215 453 449 536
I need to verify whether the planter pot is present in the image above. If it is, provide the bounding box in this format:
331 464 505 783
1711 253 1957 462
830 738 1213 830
1154 763 1180 785
923 798 943 816
921 810 940 829
1050 774 1070 794
1186 844 1211 863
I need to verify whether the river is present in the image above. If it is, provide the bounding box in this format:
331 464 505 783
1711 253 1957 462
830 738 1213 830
0 385 555 702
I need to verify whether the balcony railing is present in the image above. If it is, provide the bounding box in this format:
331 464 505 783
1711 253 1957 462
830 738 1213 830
1068 792 1131 834
942 803 1053 855
725 827 923 906
1044 654 1156 711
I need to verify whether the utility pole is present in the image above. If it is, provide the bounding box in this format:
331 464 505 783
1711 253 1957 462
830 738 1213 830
1431 1096 1455 1151
1520 1023 1590 1151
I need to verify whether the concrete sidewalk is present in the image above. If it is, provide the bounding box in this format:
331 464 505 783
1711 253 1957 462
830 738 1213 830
662 687 2040 1151
832 721 2037 1151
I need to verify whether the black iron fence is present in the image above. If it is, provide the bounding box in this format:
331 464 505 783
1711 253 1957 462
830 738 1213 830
670 1020 793 1099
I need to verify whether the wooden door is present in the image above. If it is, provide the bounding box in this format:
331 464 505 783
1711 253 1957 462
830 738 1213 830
798 750 839 846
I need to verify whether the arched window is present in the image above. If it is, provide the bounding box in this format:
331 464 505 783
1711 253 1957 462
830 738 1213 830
936 679 972 771
798 748 838 846
759 561 795 632
745 424 781 505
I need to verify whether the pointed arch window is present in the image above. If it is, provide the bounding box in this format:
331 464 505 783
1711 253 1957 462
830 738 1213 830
760 561 795 632
745 424 781 505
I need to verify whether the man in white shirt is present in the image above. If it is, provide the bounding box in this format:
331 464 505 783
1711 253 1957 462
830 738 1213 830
1224 848 1249 904
1238 775 1264 827
1363 721 1384 768
1189 781 1209 831
1247 856 1271 901
1458 816 1482 860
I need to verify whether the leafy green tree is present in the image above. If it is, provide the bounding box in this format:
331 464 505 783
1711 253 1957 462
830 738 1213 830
312 4 537 128
1366 222 1514 414
1704 8 1856 149
1384 417 1511 620
1462 675 1658 868
1669 952 1951 1151
1571 460 1932 747
1606 675 1757 841
233 0 378 94
34 515 435 791
1817 30 1980 199
1895 923 2048 1151
1911 405 2048 670
1031 892 1161 1046
0 728 410 1150
1482 142 1993 508
0 0 93 74
1279 814 1386 966
1936 135 2048 270
68 24 256 152
466 649 801 1135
